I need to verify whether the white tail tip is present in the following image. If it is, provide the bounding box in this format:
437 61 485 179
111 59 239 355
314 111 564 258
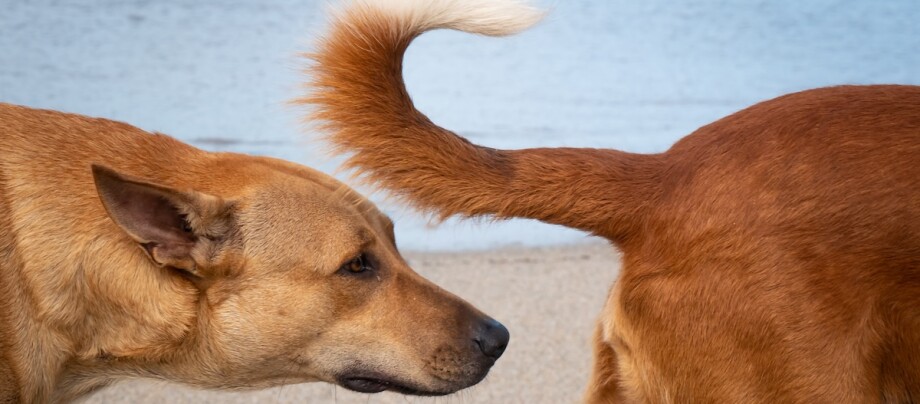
346 0 546 37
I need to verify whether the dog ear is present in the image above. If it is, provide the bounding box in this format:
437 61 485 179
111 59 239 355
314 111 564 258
91 164 236 277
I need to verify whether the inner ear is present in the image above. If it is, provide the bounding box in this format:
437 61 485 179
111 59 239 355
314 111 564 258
112 184 193 243
92 164 230 274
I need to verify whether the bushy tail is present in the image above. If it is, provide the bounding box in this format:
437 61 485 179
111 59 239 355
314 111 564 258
301 0 662 241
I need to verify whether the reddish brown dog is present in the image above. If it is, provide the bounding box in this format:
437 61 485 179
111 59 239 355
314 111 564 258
0 104 510 398
305 0 920 402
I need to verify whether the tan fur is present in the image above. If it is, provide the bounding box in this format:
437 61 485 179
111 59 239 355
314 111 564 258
0 103 508 402
302 1 920 402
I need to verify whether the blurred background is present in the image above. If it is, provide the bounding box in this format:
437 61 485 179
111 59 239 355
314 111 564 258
3 1 920 403
3 0 919 251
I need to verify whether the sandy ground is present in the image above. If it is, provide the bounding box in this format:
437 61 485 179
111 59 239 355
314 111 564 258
84 242 619 404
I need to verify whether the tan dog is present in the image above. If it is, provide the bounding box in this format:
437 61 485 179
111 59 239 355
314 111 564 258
304 0 920 402
0 102 510 402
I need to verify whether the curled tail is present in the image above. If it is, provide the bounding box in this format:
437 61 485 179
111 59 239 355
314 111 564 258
302 0 662 242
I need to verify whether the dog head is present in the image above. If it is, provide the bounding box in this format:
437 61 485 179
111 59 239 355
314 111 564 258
90 158 507 395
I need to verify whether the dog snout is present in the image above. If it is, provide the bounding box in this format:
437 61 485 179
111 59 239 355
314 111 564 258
473 317 509 359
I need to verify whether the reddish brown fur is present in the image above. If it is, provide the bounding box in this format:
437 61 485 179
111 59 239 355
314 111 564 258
303 3 920 402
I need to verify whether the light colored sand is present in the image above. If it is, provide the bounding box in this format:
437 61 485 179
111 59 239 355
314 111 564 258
85 242 619 404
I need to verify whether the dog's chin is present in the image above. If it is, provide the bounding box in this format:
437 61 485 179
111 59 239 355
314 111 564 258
337 374 452 396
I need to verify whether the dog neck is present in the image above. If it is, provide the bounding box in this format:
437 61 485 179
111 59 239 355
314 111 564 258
1 229 204 402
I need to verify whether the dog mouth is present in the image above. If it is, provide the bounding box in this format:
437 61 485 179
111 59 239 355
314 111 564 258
338 375 450 396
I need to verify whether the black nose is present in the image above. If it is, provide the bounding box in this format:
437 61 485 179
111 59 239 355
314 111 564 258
473 318 510 359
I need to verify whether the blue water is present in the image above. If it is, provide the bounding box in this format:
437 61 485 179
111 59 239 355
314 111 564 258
3 0 919 250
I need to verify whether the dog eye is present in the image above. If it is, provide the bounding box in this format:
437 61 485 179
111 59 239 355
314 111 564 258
339 254 372 275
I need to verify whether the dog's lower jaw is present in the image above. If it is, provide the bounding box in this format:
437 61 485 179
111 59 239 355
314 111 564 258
337 375 454 396
336 355 495 397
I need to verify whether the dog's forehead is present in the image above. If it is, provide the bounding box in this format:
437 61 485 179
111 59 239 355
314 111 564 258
237 156 389 227
232 171 388 266
243 177 358 229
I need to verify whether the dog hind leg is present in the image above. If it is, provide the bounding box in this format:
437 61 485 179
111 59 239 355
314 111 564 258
584 322 628 404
